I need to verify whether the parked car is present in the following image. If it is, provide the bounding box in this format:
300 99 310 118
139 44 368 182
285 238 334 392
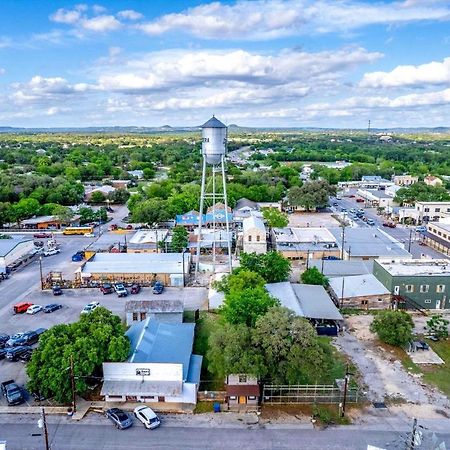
7 330 41 347
126 224 133 230
131 284 141 294
100 283 114 295
0 348 7 360
71 251 85 262
0 333 9 349
33 233 51 239
44 248 60 257
52 285 63 296
416 340 430 351
1 380 25 405
332 202 338 206
6 346 32 362
323 243 338 249
84 233 95 238
114 284 128 297
134 406 161 429
356 198 365 203
415 226 427 233
152 282 164 295
322 256 340 260
367 219 375 226
19 349 33 362
105 408 133 429
43 303 62 313
13 302 33 314
34 240 44 247
81 302 100 314
26 304 43 315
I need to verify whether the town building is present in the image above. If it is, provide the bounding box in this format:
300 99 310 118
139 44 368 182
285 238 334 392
110 179 132 189
0 237 35 273
399 201 450 224
308 259 374 277
242 215 267 254
328 274 391 309
225 375 260 410
127 170 144 179
125 300 184 326
328 227 411 260
127 229 169 253
424 175 443 187
265 282 343 335
101 319 202 409
373 259 450 310
233 198 260 228
176 206 233 229
21 215 80 230
423 220 450 256
76 252 190 286
338 177 394 190
356 189 394 210
271 227 339 260
393 175 418 187
84 185 116 201
385 185 402 198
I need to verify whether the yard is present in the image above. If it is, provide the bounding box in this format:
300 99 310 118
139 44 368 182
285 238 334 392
422 339 450 398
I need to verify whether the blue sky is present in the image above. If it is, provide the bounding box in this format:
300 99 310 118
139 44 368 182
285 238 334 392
1 0 450 128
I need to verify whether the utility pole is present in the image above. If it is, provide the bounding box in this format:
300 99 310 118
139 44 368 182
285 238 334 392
38 407 50 450
39 256 44 290
409 417 418 450
70 354 76 413
341 364 352 417
306 250 310 269
340 214 347 260
340 276 345 309
408 229 413 253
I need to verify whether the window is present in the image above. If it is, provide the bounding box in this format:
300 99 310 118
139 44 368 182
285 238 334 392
377 298 383 302
256 235 260 242
424 208 430 212
424 299 432 304
229 396 237 400
248 396 256 400
140 312 147 321
435 208 441 213
405 285 414 293
239 375 247 383
132 312 139 321
420 285 429 293
437 285 445 293
248 235 252 242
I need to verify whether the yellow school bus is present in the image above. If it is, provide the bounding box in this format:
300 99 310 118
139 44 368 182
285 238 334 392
63 226 94 235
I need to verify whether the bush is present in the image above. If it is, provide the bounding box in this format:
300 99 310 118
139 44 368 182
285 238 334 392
370 310 414 347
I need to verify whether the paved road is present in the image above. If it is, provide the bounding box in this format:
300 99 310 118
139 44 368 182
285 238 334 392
2 421 450 450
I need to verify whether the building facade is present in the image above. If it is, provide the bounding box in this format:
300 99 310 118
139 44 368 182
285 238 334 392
242 215 267 254
424 221 450 256
226 374 260 410
373 259 450 310
125 300 184 326
393 175 418 186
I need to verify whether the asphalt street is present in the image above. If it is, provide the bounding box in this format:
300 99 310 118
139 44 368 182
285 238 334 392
2 421 450 450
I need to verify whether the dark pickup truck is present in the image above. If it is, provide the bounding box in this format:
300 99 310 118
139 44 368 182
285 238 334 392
1 380 25 405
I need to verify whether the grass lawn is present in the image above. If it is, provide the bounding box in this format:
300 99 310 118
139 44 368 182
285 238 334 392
422 339 450 397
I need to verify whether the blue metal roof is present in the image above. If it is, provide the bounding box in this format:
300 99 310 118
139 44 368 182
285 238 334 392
176 210 232 226
187 354 203 384
127 319 196 381
201 116 226 128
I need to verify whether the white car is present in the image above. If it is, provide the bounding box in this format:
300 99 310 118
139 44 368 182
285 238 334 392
81 301 100 314
26 304 43 315
133 406 160 429
84 233 95 238
43 248 60 257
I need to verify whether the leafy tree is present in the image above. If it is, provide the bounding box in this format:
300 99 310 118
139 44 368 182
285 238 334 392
287 180 336 211
171 226 188 252
108 188 130 205
89 191 106 204
301 267 329 286
394 182 450 205
240 251 291 283
130 198 171 224
27 308 130 403
213 268 265 295
52 205 74 224
426 314 449 339
143 167 155 180
12 197 40 224
0 202 12 227
370 310 414 346
262 207 288 228
220 286 278 327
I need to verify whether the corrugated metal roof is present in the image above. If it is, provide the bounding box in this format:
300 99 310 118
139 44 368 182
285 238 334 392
101 379 181 397
309 259 374 277
201 116 226 128
329 274 390 298
125 300 184 314
243 215 266 233
0 237 33 257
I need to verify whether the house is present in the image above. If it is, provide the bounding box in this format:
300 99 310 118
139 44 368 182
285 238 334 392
125 300 184 326
308 259 374 277
84 185 116 201
101 319 202 409
127 170 144 179
111 180 132 189
242 215 266 254
385 185 402 198
393 175 418 187
328 227 411 260
21 215 80 230
423 220 450 256
373 259 450 310
271 227 339 260
400 202 450 224
356 189 394 210
424 175 443 187
127 229 169 253
0 237 35 273
225 375 260 410
265 282 343 335
328 274 391 309
76 252 190 286
233 198 259 227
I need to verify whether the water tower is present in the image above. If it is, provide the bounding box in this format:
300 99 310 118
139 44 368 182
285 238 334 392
195 116 232 275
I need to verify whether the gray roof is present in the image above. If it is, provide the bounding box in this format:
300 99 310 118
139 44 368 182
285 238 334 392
125 300 184 314
328 274 390 298
201 116 226 128
328 227 411 258
0 237 33 257
234 198 259 211
243 215 266 233
309 259 374 277
101 379 181 397
265 282 343 321
127 319 195 381
364 190 392 199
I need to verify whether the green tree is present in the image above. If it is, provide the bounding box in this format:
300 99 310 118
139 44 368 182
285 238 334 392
213 269 265 295
370 310 414 347
130 198 171 224
240 251 291 283
89 191 106 204
262 207 288 228
426 314 449 339
394 182 450 205
287 180 336 211
0 202 12 227
301 267 329 286
27 308 129 403
171 226 188 252
12 197 40 224
52 205 74 224
108 188 130 205
220 286 278 327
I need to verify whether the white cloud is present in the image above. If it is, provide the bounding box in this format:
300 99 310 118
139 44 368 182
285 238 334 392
81 15 121 32
137 0 450 40
360 57 450 88
50 7 83 24
117 9 143 20
0 68 5 75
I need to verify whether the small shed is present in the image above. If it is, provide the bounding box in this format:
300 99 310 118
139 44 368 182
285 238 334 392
125 300 184 326
226 374 260 410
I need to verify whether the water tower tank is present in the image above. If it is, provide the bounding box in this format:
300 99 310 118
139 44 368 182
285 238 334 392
201 116 227 165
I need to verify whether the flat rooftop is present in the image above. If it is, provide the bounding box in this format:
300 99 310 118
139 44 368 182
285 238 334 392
273 227 336 244
429 222 450 233
376 259 450 277
128 229 169 245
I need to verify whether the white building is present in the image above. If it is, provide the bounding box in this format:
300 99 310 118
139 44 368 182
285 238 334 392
393 175 418 186
242 215 267 254
399 202 450 224
424 175 443 187
356 189 395 209
0 238 35 273
127 229 169 253
101 319 202 409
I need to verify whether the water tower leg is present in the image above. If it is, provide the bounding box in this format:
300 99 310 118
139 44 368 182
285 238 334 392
221 155 232 273
212 165 216 272
195 158 207 278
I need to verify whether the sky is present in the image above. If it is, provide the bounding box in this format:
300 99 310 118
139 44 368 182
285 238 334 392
1 0 450 128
